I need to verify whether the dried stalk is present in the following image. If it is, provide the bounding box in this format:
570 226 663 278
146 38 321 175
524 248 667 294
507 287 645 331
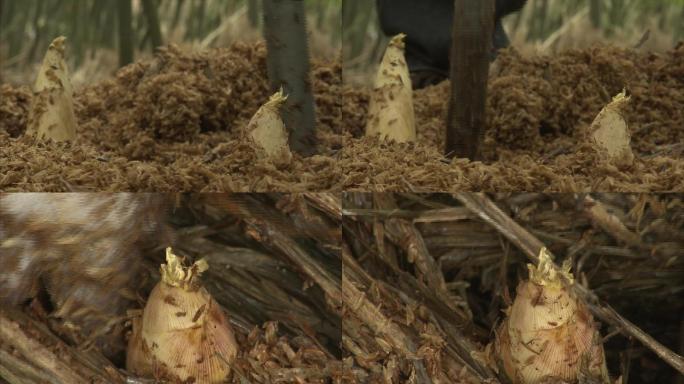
244 217 341 309
454 192 684 376
0 308 126 384
304 192 342 220
373 193 469 322
343 203 502 383
342 245 432 383
580 194 643 248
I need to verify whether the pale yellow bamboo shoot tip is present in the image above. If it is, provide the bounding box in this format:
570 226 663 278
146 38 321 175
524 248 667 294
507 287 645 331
245 89 293 165
27 36 78 142
365 33 416 143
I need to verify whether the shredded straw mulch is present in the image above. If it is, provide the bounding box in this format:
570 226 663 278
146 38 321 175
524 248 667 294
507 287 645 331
341 44 684 192
0 42 343 192
2 43 683 191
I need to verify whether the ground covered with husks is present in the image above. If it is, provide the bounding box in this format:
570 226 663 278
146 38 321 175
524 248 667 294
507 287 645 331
0 42 343 191
341 44 684 192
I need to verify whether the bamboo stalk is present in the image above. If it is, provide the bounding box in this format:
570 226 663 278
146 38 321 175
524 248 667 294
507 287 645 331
446 0 494 159
117 0 134 67
141 0 164 50
262 0 318 156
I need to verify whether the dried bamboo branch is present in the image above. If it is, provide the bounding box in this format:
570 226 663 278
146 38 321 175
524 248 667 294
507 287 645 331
235 198 342 312
270 362 348 382
454 192 684 376
384 262 500 382
342 245 432 383
373 193 469 321
411 206 477 223
0 308 126 384
579 194 643 248
343 227 501 383
303 193 341 220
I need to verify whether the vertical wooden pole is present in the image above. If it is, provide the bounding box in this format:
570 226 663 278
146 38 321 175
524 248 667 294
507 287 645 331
263 0 317 156
141 0 164 50
117 0 134 67
445 0 495 160
247 0 260 27
590 0 602 28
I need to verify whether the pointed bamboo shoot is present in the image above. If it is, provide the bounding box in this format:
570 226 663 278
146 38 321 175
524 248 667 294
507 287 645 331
365 33 416 143
587 90 634 167
245 89 293 165
26 36 77 142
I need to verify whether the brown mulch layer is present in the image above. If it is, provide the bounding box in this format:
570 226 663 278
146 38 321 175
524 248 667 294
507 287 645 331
342 193 684 384
341 44 684 192
0 42 343 191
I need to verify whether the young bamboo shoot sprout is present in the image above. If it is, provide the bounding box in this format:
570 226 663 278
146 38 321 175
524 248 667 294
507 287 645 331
492 248 610 384
26 36 77 142
365 33 416 143
587 90 634 167
245 88 293 165
127 247 238 384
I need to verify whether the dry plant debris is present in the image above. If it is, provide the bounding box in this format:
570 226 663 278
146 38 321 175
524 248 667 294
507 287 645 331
0 42 343 191
342 193 684 383
342 45 684 192
0 194 345 383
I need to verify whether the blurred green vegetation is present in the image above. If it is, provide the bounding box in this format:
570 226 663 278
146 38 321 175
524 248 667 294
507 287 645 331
0 0 340 82
343 0 684 85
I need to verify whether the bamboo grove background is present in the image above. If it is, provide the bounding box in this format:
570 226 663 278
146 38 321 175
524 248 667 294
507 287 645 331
0 0 341 85
343 0 684 84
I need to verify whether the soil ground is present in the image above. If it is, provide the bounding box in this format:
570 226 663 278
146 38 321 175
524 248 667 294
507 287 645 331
341 44 684 192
